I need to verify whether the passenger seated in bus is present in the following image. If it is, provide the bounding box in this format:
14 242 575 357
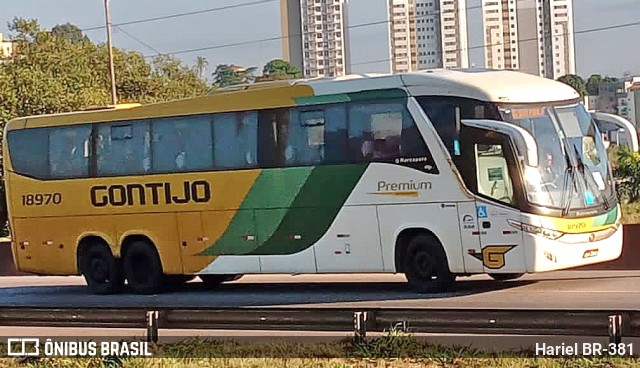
360 132 375 160
372 136 401 160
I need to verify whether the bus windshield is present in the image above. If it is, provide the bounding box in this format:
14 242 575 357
500 103 614 214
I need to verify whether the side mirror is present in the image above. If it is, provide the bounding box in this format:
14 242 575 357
461 119 539 167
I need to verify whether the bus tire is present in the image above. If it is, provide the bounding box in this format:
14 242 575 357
122 240 164 295
489 273 524 281
79 241 124 295
200 274 242 287
403 233 455 293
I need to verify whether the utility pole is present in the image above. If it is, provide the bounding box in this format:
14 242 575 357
104 0 118 105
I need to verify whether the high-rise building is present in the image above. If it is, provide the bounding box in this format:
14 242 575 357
280 0 304 73
281 0 352 78
388 0 469 73
482 0 576 80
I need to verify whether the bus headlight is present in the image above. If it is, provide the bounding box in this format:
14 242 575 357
508 219 563 240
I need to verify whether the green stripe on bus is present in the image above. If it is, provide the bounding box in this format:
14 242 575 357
347 89 408 101
202 167 313 256
294 89 407 106
605 206 618 224
249 164 368 255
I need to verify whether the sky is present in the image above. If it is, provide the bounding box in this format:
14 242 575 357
1 0 639 80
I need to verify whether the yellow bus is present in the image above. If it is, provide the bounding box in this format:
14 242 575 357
3 70 623 294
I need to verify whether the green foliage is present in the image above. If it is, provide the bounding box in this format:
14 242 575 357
586 74 602 95
211 64 256 87
51 23 88 44
258 59 302 81
0 18 209 227
193 56 209 81
557 74 588 96
612 147 640 204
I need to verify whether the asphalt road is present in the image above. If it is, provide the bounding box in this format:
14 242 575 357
0 270 637 309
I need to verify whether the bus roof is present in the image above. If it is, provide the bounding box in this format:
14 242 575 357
7 69 580 130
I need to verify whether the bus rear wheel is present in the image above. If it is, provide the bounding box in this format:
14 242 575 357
489 273 525 281
80 241 124 295
123 240 164 295
403 234 456 293
200 274 242 287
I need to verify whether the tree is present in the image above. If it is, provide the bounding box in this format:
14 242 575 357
0 18 209 226
194 56 209 81
257 59 302 81
557 74 587 97
586 74 602 96
51 23 88 44
211 64 256 87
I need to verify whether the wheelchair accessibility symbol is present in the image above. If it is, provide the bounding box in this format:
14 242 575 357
477 205 487 218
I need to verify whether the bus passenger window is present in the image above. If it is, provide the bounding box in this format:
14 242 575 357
96 121 151 176
152 115 213 173
49 125 91 179
349 102 403 162
283 109 326 166
257 109 290 167
6 128 49 179
213 112 258 169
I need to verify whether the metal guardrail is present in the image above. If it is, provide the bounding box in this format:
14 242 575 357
0 307 637 344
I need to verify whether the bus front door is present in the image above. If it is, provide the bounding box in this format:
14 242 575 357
465 129 525 274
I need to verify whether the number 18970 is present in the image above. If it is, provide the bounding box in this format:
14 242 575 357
22 193 62 206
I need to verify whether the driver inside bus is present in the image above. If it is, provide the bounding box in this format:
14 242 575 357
541 152 559 183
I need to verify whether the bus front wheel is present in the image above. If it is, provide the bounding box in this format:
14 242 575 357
403 233 456 293
80 241 124 295
122 240 164 295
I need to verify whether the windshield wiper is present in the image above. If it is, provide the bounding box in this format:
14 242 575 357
560 148 575 217
572 144 610 211
561 165 574 217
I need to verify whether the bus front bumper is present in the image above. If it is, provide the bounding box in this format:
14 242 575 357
525 223 624 272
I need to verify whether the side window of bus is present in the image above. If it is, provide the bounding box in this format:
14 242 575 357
49 125 91 179
418 97 502 157
6 128 49 179
348 100 431 165
349 101 403 162
257 109 289 167
282 105 348 166
152 115 213 173
96 121 151 176
213 112 258 169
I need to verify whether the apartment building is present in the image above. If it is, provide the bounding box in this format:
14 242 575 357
618 78 640 127
482 0 576 79
0 33 13 59
388 0 469 73
281 0 351 78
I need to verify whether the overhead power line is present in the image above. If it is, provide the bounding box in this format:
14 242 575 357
352 20 640 67
81 0 279 32
114 26 163 55
140 19 640 64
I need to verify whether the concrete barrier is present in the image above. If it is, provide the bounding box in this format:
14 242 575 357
0 225 637 277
